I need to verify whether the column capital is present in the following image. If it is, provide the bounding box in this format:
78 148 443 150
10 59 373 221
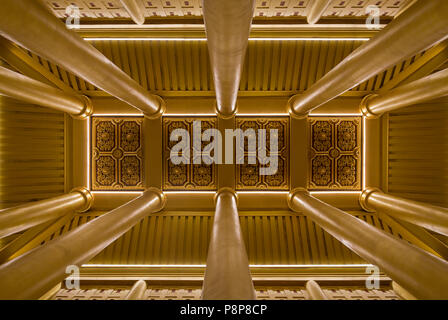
287 95 309 120
214 187 237 204
360 94 380 119
144 187 167 212
143 95 165 120
359 187 382 212
288 187 309 210
70 187 94 212
215 100 238 120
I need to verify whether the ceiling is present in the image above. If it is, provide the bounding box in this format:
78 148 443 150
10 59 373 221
45 0 413 20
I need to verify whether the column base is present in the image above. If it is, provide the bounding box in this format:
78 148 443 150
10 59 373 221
215 101 237 120
72 95 93 120
359 187 381 212
360 94 380 119
71 187 94 212
144 95 166 120
287 96 309 120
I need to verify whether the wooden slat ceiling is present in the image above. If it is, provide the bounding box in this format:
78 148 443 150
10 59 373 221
23 39 425 95
41 210 422 265
45 0 413 19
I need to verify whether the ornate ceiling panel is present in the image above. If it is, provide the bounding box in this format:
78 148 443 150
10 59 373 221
45 0 412 19
163 117 217 190
236 117 289 190
308 117 361 191
91 116 144 191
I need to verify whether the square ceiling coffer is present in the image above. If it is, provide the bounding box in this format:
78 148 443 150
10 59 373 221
308 116 362 191
91 116 144 191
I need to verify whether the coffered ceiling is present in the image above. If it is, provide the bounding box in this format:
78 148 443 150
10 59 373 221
45 0 413 20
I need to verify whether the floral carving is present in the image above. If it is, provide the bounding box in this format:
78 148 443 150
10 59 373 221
91 117 144 191
308 117 361 190
163 117 217 190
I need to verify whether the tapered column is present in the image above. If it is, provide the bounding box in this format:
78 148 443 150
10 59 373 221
360 68 448 117
125 280 147 300
0 188 166 300
0 0 165 118
119 0 146 25
306 280 328 300
202 188 256 300
0 188 92 239
360 188 448 237
288 0 448 118
288 188 448 300
203 0 255 118
392 281 417 300
307 0 332 25
0 66 92 118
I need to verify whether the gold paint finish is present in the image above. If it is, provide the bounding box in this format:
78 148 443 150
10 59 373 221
307 0 332 25
0 187 92 240
361 68 448 117
0 188 166 300
91 116 144 191
360 188 448 237
288 189 448 300
119 0 146 25
308 117 361 191
125 280 147 300
0 0 164 117
305 280 329 300
202 188 256 300
0 66 91 118
288 0 448 116
203 0 255 117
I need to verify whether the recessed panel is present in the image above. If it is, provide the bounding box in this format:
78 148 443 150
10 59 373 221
308 117 362 191
236 117 289 191
91 116 144 191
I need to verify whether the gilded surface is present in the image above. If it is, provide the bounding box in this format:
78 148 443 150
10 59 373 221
236 117 289 190
308 117 361 190
163 117 217 190
91 117 144 191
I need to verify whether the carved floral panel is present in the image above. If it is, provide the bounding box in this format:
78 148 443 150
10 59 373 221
91 117 144 191
236 117 289 190
308 117 361 191
163 117 217 190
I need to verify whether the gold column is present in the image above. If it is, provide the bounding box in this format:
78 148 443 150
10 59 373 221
360 188 448 237
119 0 146 25
306 280 328 300
125 280 147 300
360 68 448 118
288 188 448 300
288 0 448 118
202 188 256 300
203 0 255 118
0 188 166 300
307 0 332 25
0 188 92 239
0 65 92 118
0 0 165 118
392 281 417 300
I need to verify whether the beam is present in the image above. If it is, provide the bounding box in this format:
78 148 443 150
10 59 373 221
119 0 146 25
287 0 448 118
288 188 448 300
202 188 256 300
0 188 92 239
0 0 165 118
0 188 166 300
307 0 332 25
361 68 448 117
360 188 448 237
203 0 255 118
0 66 92 118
